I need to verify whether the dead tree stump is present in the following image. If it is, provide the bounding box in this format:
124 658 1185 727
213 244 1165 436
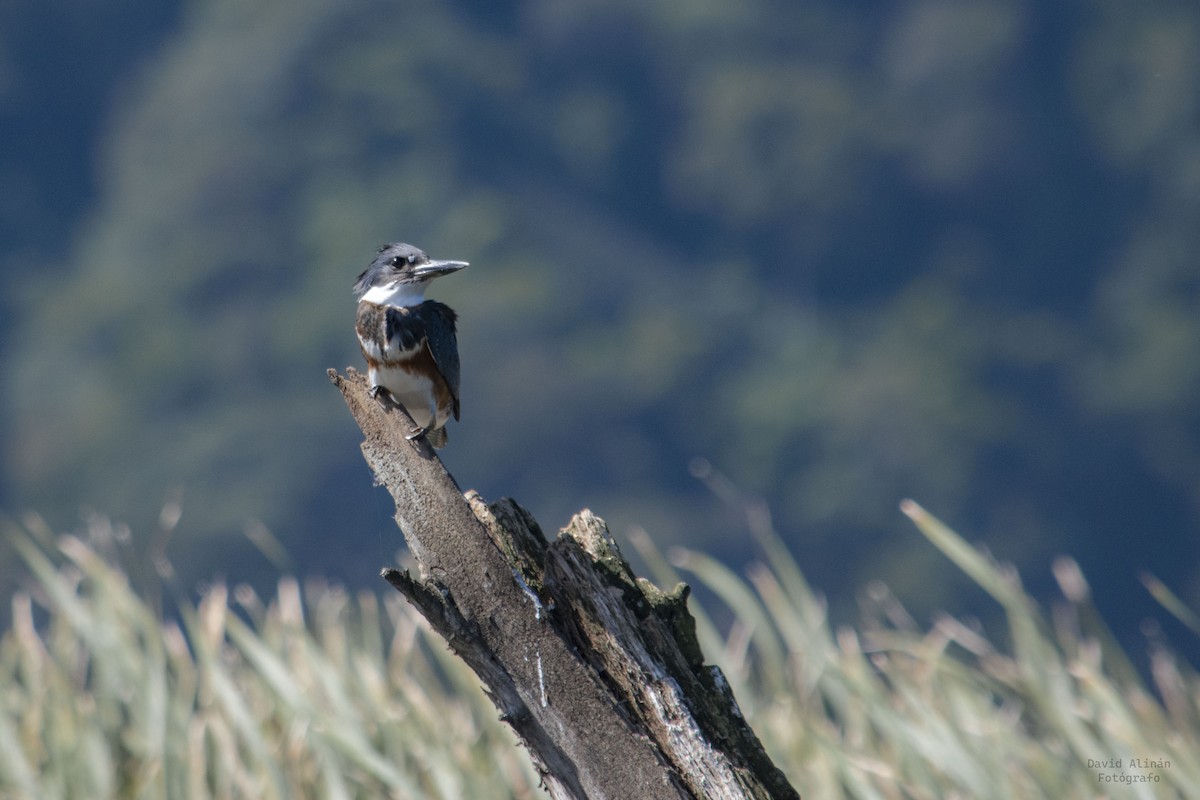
331 368 800 800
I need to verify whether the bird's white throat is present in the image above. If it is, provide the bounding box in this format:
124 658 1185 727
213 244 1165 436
360 281 426 307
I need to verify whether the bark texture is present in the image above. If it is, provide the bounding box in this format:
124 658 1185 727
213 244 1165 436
331 367 800 800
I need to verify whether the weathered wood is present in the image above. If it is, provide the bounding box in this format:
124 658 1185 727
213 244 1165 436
331 367 800 800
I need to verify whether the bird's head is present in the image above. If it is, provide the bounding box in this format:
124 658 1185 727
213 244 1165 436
354 242 468 301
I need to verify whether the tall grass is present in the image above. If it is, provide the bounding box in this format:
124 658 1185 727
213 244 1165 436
1 514 540 799
3 501 1197 799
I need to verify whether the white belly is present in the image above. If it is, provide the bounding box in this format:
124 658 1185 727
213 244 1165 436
370 364 438 429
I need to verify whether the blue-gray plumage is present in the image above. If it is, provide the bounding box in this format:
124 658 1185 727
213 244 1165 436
354 243 467 448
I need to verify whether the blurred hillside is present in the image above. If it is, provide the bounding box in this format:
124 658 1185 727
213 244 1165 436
3 0 1199 656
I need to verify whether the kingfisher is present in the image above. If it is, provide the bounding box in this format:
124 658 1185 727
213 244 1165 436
354 242 467 448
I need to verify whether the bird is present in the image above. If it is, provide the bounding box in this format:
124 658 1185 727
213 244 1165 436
353 242 467 448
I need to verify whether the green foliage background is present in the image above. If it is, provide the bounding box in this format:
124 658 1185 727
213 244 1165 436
3 0 1200 650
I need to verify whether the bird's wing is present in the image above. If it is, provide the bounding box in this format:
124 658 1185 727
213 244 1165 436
386 302 461 418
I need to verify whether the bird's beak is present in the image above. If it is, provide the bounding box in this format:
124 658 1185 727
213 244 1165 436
413 260 468 278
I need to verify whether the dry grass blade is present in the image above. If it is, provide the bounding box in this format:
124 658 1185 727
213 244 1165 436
2 505 1197 799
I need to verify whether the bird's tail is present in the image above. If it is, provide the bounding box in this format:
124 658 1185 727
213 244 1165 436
425 425 448 449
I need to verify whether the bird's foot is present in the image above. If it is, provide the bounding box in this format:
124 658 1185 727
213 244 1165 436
369 385 399 408
368 386 430 444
